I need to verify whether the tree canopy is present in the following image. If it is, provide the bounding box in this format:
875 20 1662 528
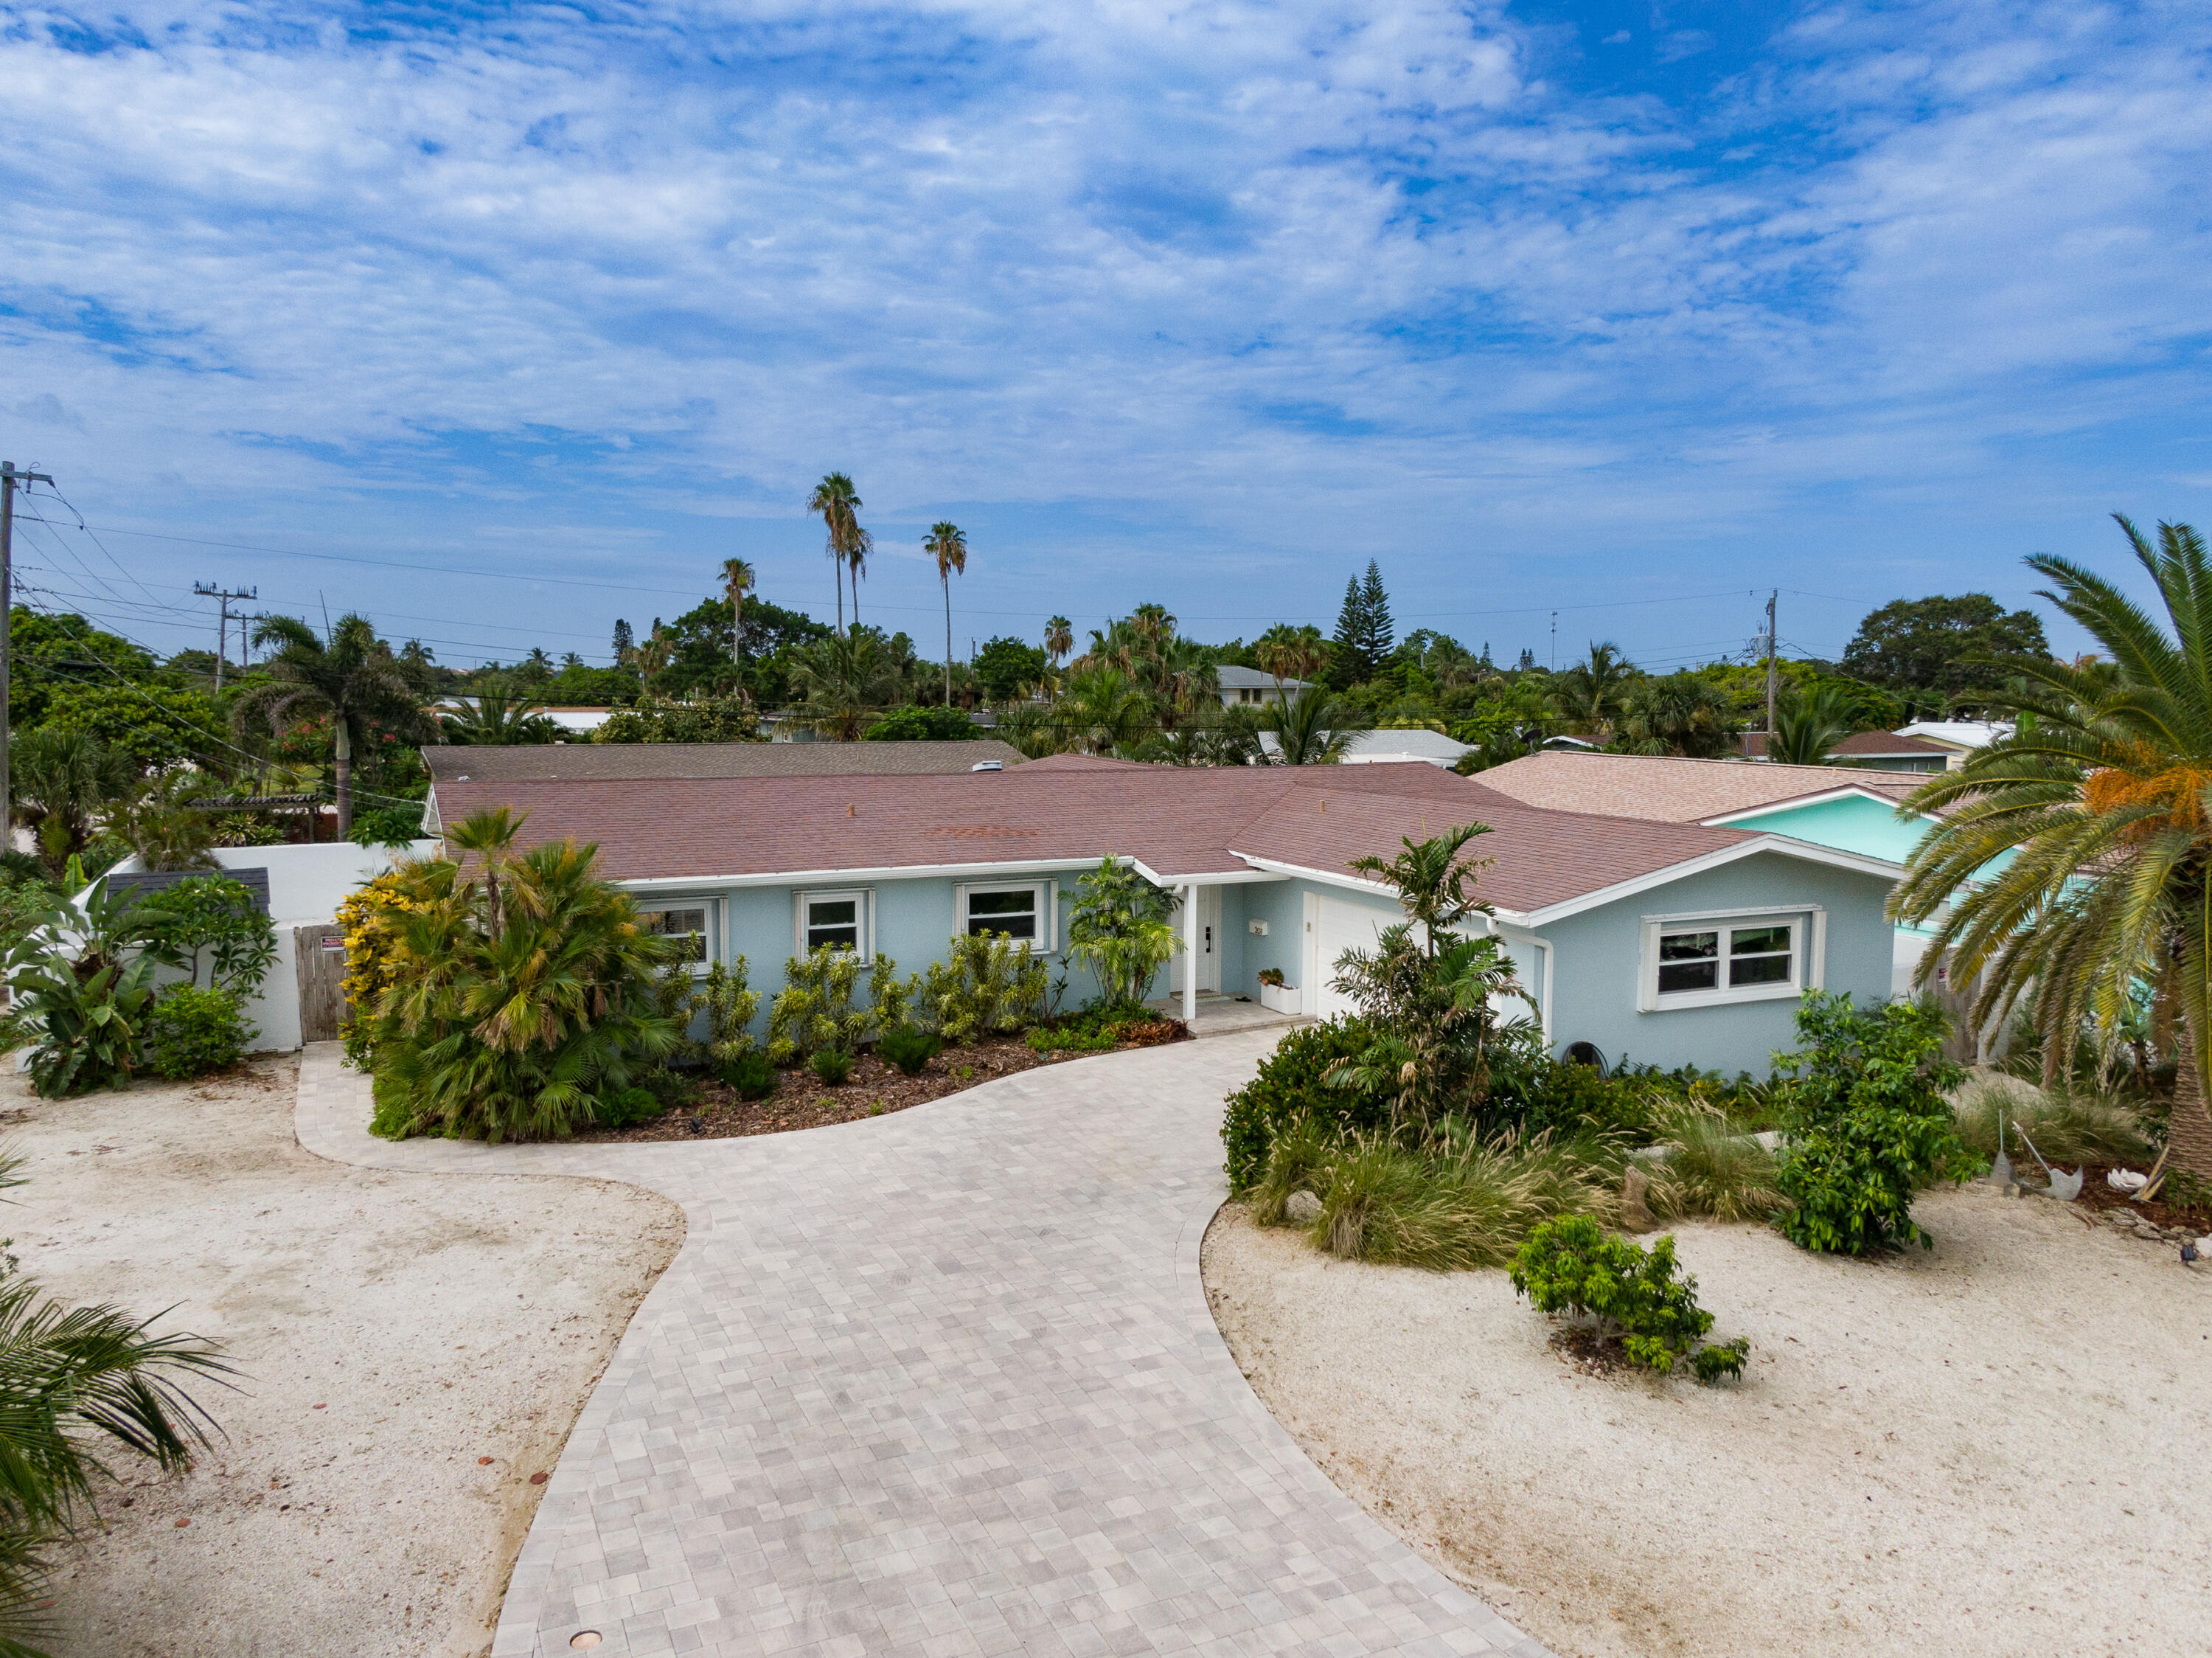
1841 594 2050 708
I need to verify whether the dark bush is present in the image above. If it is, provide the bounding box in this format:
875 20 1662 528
721 1051 778 1100
811 1047 855 1086
142 985 252 1081
877 1024 943 1076
596 1086 669 1129
1510 1214 1748 1382
1220 1019 1378 1193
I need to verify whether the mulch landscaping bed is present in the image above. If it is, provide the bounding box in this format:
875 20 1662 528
2064 1161 2212 1235
580 1022 1190 1143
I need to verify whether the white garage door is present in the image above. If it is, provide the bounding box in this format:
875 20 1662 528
1305 893 1394 1020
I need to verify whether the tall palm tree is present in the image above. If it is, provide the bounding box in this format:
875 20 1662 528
1894 515 2212 1180
1766 685 1854 766
1254 623 1329 692
7 729 135 878
807 473 867 635
925 523 968 708
1264 687 1367 765
1555 642 1637 740
235 614 424 837
1044 616 1073 673
721 558 756 663
787 629 909 740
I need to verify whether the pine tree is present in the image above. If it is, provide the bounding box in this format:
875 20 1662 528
611 618 634 662
1357 561 1394 665
1331 575 1370 684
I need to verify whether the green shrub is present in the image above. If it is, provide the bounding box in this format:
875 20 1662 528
698 957 761 1064
877 1024 943 1076
1511 1214 1748 1382
1773 993 1973 1255
913 932 1047 1041
5 884 161 1097
1064 859 1178 1005
1220 1019 1377 1193
767 946 894 1065
1952 1074 2153 1167
142 985 253 1081
1027 1024 1116 1055
1644 1106 1786 1223
811 1047 855 1086
134 875 278 996
720 1051 778 1100
596 1085 669 1128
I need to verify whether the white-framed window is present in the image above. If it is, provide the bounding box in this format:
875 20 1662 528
955 880 1057 951
796 889 872 957
637 903 712 968
1638 911 1818 1010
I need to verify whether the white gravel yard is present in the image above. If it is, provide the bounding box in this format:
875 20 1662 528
4 1055 684 1658
1203 1184 2212 1658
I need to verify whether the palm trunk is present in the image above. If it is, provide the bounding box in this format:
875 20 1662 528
834 560 845 637
849 555 860 630
944 576 953 709
2171 1006 2212 1180
333 718 353 838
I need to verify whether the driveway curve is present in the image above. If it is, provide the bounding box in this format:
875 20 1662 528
297 1037 1548 1658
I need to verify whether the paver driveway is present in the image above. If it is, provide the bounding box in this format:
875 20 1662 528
297 1037 1548 1658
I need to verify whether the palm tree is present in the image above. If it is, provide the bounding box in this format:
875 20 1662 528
444 805 526 942
1767 685 1855 766
112 772 220 873
925 523 968 708
721 558 756 663
439 677 559 746
1893 515 2212 1180
1254 623 1330 693
7 729 135 878
1055 666 1155 755
787 629 909 740
1615 673 1739 758
1264 687 1368 765
1044 617 1073 674
807 473 867 635
1555 642 1637 740
234 614 423 837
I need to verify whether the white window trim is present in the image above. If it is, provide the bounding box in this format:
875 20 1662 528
796 887 874 959
954 879 1058 952
636 897 716 975
1638 906 1826 1012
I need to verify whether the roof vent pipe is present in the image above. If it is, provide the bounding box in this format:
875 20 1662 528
970 760 1004 772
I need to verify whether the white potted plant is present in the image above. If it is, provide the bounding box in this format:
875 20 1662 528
1256 968 1298 1016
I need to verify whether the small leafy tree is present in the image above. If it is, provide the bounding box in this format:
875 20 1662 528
1512 1214 1748 1383
1773 993 1972 1254
1064 859 1178 1009
135 875 276 996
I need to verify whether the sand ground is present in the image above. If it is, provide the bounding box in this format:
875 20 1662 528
4 1055 684 1658
1203 1185 2212 1658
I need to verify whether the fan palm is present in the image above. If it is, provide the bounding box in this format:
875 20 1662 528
1767 685 1855 766
1615 673 1739 758
925 523 968 708
1893 515 2212 1178
1043 616 1073 671
1055 666 1155 755
234 614 423 836
721 558 756 662
806 473 868 635
439 678 559 746
7 729 134 879
1264 687 1367 765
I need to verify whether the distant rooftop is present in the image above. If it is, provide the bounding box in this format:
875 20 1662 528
423 739 1026 785
1214 665 1311 690
1476 749 1922 824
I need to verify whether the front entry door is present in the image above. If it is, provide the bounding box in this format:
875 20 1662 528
1168 886 1222 994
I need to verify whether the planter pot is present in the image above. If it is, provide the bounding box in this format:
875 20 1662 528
1258 981 1300 1016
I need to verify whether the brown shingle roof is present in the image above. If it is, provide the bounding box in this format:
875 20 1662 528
431 758 1774 917
422 739 1025 784
1474 750 1919 824
1738 729 1950 760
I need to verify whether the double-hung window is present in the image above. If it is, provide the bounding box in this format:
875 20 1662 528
797 889 871 957
956 881 1056 951
1641 915 1807 1010
637 903 710 966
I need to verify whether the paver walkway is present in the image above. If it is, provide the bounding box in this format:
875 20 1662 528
296 1038 1549 1658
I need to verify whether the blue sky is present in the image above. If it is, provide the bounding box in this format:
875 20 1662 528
1 0 2208 670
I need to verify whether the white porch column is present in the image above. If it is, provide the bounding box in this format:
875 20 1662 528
1182 881 1200 1024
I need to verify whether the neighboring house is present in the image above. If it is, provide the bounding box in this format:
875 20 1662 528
1214 665 1312 708
1478 750 1941 993
1256 728 1475 768
1739 729 1953 773
97 842 440 1050
1895 720 2014 770
428 749 1904 1075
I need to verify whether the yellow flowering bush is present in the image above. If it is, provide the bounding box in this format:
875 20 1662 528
336 865 442 1068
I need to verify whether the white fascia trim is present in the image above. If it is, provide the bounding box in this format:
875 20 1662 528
616 856 1110 892
1228 853 1425 902
1700 786 1922 826
1520 836 1905 928
1133 856 1289 888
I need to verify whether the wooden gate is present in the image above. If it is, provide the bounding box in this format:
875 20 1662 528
295 924 349 1044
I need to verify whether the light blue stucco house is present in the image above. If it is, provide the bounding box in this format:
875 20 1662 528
424 743 1908 1076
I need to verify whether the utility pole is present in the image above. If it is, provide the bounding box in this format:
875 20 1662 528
1549 611 1558 672
193 581 258 690
1 462 55 855
1764 589 1779 735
